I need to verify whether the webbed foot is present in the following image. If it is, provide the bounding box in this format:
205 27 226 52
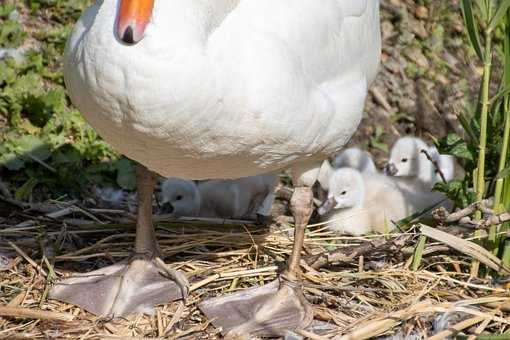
50 255 189 317
199 275 312 338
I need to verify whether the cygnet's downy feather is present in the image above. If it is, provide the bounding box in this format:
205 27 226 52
332 147 377 173
319 166 451 235
161 174 278 219
319 168 407 235
386 137 460 187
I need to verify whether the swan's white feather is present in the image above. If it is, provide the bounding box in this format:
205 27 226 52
65 0 381 179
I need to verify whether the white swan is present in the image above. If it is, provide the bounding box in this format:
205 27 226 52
52 0 381 336
332 147 377 173
161 175 278 219
64 0 381 179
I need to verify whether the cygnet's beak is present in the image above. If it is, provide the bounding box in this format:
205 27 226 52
318 197 337 216
161 202 175 214
384 163 398 176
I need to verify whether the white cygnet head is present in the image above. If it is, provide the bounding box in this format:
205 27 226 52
160 178 201 217
318 168 365 215
333 148 377 173
386 137 431 179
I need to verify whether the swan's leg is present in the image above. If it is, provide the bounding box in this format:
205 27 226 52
200 163 319 338
50 165 188 317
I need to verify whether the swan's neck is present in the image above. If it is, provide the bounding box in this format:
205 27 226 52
146 0 240 47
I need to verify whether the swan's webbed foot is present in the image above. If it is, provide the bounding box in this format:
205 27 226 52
200 186 315 338
199 275 312 338
50 254 189 317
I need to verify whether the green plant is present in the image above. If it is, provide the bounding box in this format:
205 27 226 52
437 0 510 269
0 0 136 200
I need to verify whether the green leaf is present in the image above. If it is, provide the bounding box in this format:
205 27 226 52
15 177 39 201
489 0 510 32
461 0 485 61
490 85 510 105
0 152 24 170
458 112 479 143
412 235 427 271
438 133 475 161
23 89 66 127
15 135 51 161
116 158 136 191
497 165 510 180
434 180 475 208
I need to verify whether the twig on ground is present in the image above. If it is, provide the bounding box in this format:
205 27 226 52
8 241 47 277
421 149 447 183
0 306 74 322
433 199 509 229
420 225 510 274
306 236 411 270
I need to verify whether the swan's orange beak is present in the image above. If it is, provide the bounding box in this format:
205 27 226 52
117 0 155 45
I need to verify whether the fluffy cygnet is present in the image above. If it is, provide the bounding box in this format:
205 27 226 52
332 147 377 173
428 146 455 182
386 137 449 186
161 175 278 220
319 168 450 235
318 168 408 235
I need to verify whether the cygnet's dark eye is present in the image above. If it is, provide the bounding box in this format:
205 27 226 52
176 195 183 201
401 158 408 163
341 191 347 195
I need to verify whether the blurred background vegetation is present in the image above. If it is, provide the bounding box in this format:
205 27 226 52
0 0 137 204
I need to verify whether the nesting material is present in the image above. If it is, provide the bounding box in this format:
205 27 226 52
1 200 509 339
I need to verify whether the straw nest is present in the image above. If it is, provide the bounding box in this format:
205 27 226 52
1 193 510 340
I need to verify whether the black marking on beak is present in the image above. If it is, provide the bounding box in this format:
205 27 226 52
318 197 337 216
121 26 135 45
161 202 175 214
385 163 398 176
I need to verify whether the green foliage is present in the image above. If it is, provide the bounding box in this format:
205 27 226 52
434 180 476 208
369 126 389 153
440 0 510 268
437 1 510 206
0 20 26 48
0 0 136 200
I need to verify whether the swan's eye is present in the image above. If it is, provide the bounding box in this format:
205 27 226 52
176 195 183 201
341 191 347 195
401 158 408 163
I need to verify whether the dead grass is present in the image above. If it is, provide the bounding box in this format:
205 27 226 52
1 198 510 339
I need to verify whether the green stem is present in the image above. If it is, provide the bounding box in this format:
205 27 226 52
475 31 493 220
494 99 510 209
503 240 510 267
